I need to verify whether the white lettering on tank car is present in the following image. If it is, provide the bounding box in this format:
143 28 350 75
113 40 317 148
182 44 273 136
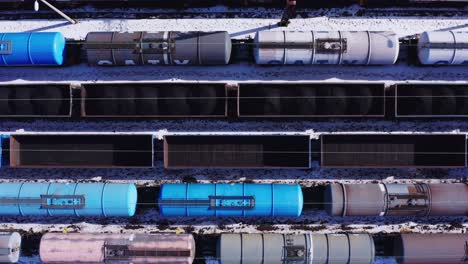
173 60 190 65
97 60 113 65
125 60 136 65
147 60 160 65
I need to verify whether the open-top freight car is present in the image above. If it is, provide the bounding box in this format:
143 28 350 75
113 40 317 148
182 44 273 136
0 131 468 169
1 82 468 119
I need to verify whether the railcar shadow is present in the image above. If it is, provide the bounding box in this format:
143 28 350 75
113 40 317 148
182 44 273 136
229 23 279 38
1 64 467 82
0 210 464 226
24 21 72 32
0 165 465 181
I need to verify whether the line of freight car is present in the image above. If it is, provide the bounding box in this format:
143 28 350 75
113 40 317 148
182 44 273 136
1 0 467 8
2 132 468 169
0 183 303 218
0 182 465 218
3 82 468 119
1 232 467 264
1 30 467 66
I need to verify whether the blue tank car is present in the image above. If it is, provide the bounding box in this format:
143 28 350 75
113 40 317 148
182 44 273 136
158 183 303 217
0 32 66 66
0 182 137 217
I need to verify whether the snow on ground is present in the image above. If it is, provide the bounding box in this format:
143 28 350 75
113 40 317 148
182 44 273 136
0 8 467 263
1 13 467 39
0 16 467 83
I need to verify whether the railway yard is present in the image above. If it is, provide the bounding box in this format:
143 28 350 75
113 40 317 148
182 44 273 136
0 1 467 264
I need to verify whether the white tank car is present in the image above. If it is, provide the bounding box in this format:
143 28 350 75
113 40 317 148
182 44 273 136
254 31 399 65
418 31 468 65
0 232 21 263
217 233 375 264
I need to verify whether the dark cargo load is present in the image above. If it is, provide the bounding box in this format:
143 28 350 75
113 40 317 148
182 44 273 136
164 135 310 168
10 134 154 168
238 83 385 117
321 134 466 168
81 83 227 117
0 84 71 117
396 83 468 117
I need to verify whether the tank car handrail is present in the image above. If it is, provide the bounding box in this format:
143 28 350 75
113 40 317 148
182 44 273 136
0 194 85 209
104 244 192 260
159 195 256 210
0 40 12 55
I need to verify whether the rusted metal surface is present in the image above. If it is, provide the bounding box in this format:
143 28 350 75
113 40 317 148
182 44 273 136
396 234 468 264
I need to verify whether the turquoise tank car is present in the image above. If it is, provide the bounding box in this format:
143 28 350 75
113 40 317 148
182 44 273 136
0 32 66 66
0 182 137 217
158 183 303 217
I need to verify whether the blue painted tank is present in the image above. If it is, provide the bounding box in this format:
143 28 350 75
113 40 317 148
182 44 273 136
0 182 137 217
159 183 303 217
0 32 66 66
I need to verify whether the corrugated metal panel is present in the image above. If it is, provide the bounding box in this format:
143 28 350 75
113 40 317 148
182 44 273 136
321 134 466 168
164 135 310 168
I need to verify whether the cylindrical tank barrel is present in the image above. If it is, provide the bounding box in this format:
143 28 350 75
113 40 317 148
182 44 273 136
85 31 231 66
395 233 468 264
0 182 137 217
217 233 374 264
254 31 399 65
418 31 468 65
0 232 21 263
0 32 65 66
39 233 195 264
324 183 468 217
158 183 303 217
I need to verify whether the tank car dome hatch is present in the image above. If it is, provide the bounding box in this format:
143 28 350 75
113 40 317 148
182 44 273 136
0 232 21 263
159 183 303 217
254 31 399 65
418 31 468 65
39 233 196 264
0 32 66 66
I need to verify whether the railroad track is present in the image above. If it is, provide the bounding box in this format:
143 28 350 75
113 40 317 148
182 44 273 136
0 7 467 20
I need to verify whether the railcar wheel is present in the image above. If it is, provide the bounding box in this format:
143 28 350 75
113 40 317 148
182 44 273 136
118 87 136 116
349 86 373 115
12 87 33 115
410 88 432 115
433 87 456 115
456 87 468 115
0 88 10 115
92 86 118 115
189 86 218 115
296 87 316 115
262 87 282 115
136 87 159 115
317 86 347 115
32 87 63 115
162 87 191 115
